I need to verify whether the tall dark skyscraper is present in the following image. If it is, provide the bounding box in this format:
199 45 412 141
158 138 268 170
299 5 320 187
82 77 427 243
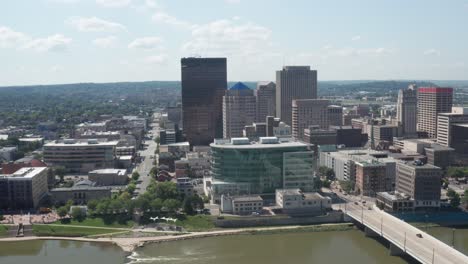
181 57 227 146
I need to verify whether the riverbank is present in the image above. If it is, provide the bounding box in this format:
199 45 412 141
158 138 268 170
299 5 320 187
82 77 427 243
0 223 354 253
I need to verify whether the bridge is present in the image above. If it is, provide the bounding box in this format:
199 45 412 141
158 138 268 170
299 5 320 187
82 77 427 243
342 202 468 264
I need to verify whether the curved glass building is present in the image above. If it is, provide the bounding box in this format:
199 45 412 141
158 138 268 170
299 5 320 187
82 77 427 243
210 137 314 196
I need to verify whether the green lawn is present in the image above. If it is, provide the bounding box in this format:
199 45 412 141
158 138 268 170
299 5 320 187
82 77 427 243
176 215 215 231
0 225 8 237
32 225 123 237
53 216 135 228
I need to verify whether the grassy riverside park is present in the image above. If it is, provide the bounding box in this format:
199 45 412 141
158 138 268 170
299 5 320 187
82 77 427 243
52 216 135 228
0 225 7 237
32 225 124 237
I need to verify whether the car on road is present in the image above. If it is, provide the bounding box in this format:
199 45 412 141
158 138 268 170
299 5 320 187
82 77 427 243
416 233 423 238
354 202 359 205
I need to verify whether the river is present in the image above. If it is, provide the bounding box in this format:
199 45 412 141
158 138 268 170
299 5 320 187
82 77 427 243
1 227 467 264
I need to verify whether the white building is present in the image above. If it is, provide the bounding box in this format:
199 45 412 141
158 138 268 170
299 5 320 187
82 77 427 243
220 194 264 215
275 189 331 214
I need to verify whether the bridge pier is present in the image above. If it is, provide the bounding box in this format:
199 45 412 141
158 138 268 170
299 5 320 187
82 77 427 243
389 243 405 256
364 227 379 238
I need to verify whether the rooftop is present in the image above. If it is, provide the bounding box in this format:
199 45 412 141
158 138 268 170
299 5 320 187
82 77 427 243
89 169 127 175
232 195 263 202
45 139 119 147
0 167 47 179
211 137 308 149
230 82 250 90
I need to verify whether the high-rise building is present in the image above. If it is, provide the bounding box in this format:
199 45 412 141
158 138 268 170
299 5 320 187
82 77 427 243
256 82 276 122
417 87 453 138
395 161 441 209
181 57 227 146
437 112 468 153
276 66 317 126
223 82 257 139
210 137 313 198
327 105 343 126
397 85 417 137
0 167 49 210
355 160 388 197
292 99 330 141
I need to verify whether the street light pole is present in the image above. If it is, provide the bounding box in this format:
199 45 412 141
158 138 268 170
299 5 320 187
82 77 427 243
404 232 406 252
452 228 456 248
432 248 435 264
380 217 383 236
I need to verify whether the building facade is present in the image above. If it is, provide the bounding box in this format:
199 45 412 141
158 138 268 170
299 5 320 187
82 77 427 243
276 66 317 126
292 99 330 141
355 161 388 196
210 137 312 196
437 113 468 153
223 82 257 138
327 105 343 126
0 167 48 210
395 161 441 209
43 139 117 173
256 81 276 122
397 85 418 137
417 87 453 138
181 57 227 146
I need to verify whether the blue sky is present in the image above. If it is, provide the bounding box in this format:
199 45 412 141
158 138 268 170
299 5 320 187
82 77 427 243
1 0 467 85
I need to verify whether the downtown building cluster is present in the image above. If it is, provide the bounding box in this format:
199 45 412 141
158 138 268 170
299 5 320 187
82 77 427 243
178 57 468 214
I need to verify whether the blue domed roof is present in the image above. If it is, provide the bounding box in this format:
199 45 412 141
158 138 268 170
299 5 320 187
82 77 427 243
230 82 250 90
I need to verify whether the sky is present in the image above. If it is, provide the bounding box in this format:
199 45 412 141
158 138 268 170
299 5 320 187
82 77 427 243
1 0 468 86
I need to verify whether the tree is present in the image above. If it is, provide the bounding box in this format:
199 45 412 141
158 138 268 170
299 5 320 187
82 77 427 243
163 199 181 214
132 171 140 181
150 198 163 212
183 195 204 215
87 200 99 211
447 188 461 208
57 206 68 218
153 182 179 200
71 207 85 221
127 183 136 194
54 166 66 182
154 136 160 144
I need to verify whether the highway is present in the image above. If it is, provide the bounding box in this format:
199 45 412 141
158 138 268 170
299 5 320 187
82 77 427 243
343 201 468 264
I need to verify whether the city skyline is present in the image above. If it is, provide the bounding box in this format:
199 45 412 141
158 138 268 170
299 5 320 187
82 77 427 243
1 0 468 86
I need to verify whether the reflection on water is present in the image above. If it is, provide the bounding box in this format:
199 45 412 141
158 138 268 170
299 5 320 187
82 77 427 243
133 230 411 264
0 240 124 264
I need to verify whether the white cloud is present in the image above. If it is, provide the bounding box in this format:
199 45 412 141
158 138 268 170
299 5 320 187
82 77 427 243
128 37 163 50
182 19 273 57
145 54 167 64
96 0 132 8
23 34 72 52
423 48 441 56
93 35 117 48
226 0 241 4
68 16 126 32
152 12 193 29
351 35 361 41
145 0 158 8
0 26 30 48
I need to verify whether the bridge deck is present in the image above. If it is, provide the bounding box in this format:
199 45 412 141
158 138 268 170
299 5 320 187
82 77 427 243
344 203 468 264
